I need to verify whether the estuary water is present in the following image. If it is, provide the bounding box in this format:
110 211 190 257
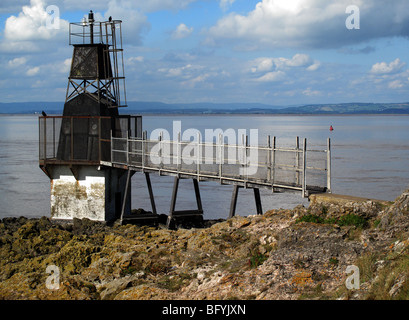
1 114 408 219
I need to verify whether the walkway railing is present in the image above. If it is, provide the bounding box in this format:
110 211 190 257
38 115 142 175
109 132 331 197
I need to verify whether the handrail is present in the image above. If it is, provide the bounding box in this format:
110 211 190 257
110 133 331 197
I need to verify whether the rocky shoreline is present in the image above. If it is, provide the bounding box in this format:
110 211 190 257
0 190 408 300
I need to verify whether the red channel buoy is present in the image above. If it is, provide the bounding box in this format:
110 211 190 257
329 125 334 131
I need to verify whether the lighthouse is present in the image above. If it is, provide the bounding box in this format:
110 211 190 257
39 11 140 222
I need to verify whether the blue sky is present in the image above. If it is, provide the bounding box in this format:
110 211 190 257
1 0 409 106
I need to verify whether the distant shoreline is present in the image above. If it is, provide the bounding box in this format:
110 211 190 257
2 101 409 115
2 112 409 116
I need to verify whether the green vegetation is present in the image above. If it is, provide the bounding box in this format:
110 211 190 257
337 214 367 229
249 251 268 269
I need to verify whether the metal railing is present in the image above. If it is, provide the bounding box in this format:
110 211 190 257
39 115 141 165
110 132 331 196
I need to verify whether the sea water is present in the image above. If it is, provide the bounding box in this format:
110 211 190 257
1 114 408 219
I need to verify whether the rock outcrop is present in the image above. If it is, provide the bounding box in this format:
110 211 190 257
1 190 408 300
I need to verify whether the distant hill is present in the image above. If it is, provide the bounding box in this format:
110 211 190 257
0 102 63 114
277 102 409 114
1 101 409 115
126 101 287 114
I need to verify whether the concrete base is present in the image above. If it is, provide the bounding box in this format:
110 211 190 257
49 165 130 222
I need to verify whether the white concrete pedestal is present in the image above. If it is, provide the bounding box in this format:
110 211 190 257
49 165 130 222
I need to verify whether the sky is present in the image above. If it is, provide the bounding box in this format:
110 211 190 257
1 0 409 106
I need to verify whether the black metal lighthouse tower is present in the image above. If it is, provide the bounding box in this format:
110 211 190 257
39 12 141 222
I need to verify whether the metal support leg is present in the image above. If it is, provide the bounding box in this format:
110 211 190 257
253 188 263 215
192 178 203 213
169 177 179 216
120 169 132 225
229 186 263 219
167 177 180 228
229 185 240 219
145 172 157 215
167 177 204 229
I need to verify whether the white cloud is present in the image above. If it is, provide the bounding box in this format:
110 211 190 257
220 0 235 11
61 58 72 73
255 70 286 82
8 57 27 67
285 54 312 67
4 0 68 41
307 61 321 71
182 73 211 88
128 56 145 64
251 57 274 73
0 0 70 54
171 23 194 40
388 80 404 89
26 66 40 76
370 58 406 75
101 1 150 45
207 0 409 50
303 87 322 96
250 54 318 74
158 64 205 78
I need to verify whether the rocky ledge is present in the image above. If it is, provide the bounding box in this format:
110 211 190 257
0 190 408 300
